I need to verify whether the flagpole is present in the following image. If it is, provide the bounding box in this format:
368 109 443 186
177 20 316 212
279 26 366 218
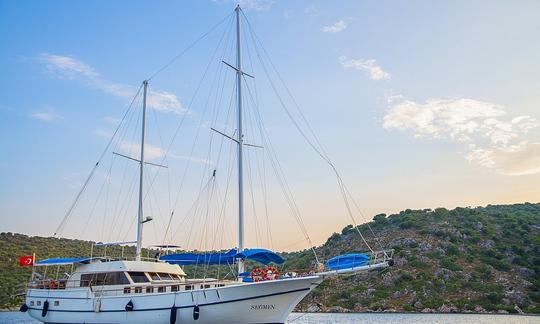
30 253 36 282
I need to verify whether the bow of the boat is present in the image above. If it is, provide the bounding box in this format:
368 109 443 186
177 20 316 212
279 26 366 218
205 275 323 323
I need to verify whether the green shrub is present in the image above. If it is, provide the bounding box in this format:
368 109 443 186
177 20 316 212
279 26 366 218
440 257 463 271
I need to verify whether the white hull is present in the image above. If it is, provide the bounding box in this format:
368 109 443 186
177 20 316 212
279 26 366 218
26 276 322 324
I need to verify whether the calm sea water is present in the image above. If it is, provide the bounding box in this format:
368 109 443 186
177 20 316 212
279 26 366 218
1 311 538 323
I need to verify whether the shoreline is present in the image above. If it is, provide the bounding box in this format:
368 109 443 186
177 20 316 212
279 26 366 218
3 309 538 316
294 311 539 316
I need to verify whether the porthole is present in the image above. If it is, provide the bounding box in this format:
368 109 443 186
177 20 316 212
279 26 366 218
54 301 60 306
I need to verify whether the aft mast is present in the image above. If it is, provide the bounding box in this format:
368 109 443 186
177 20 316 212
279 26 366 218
136 80 149 261
235 4 245 277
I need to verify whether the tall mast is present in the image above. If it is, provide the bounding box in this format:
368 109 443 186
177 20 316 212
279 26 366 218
136 80 148 261
235 4 245 276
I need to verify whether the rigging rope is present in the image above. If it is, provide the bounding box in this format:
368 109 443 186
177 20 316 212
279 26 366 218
242 12 380 255
142 14 236 248
147 12 234 81
53 84 143 237
161 15 237 248
243 79 320 264
243 29 273 249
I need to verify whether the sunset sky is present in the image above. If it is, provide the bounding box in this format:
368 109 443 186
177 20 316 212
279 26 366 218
1 0 539 252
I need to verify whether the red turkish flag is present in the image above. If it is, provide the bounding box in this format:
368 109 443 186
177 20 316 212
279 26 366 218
19 255 34 266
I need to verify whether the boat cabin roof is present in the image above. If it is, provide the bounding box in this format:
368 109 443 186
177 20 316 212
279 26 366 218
71 260 186 276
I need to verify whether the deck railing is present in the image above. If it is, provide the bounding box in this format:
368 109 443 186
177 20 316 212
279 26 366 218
27 278 238 297
368 249 394 265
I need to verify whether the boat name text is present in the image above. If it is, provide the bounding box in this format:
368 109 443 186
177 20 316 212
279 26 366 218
250 304 276 310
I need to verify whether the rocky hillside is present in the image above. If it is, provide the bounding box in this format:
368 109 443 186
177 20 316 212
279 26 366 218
289 203 540 314
1 203 539 313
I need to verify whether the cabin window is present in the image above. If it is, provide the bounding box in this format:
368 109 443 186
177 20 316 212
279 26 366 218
171 285 179 292
146 286 153 293
148 272 161 280
202 284 211 289
158 273 174 280
105 272 130 285
157 286 165 293
95 273 107 285
37 301 41 306
185 285 193 290
128 272 149 283
80 274 92 287
217 284 225 287
54 301 60 306
30 301 34 306
80 272 130 287
123 287 131 294
134 287 142 293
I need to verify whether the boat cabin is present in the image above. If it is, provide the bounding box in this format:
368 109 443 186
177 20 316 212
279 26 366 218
29 258 232 296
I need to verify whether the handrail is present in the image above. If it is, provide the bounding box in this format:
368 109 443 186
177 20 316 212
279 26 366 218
27 277 237 292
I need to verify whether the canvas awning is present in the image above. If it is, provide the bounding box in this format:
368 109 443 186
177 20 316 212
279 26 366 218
325 253 369 270
159 248 284 266
34 257 103 266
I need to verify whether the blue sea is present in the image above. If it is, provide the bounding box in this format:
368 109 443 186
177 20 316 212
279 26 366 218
1 312 538 323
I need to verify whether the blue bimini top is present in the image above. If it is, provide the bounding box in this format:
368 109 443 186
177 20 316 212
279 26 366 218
325 253 369 270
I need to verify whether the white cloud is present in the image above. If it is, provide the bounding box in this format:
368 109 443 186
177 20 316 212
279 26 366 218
383 97 540 175
305 6 319 17
168 153 213 165
466 143 540 176
120 142 165 161
386 94 404 104
382 98 537 145
117 141 212 165
103 116 122 125
94 129 113 138
283 10 293 19
147 90 187 114
41 53 100 79
240 0 273 10
340 56 391 80
39 53 184 113
31 108 62 122
322 20 347 33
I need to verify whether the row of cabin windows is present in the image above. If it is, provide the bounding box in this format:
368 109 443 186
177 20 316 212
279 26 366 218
122 283 226 294
148 272 181 281
80 271 182 287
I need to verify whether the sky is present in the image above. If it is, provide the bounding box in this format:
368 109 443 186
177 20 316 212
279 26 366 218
1 0 539 252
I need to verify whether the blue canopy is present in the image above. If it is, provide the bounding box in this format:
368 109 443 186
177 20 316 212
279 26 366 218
159 249 237 265
35 257 102 266
160 248 284 266
325 253 369 270
237 249 284 265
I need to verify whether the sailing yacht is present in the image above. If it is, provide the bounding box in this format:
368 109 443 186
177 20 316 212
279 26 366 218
21 6 393 324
